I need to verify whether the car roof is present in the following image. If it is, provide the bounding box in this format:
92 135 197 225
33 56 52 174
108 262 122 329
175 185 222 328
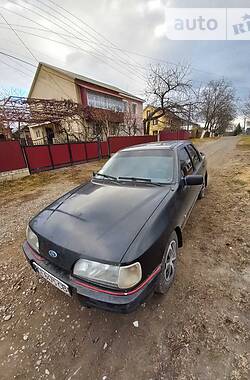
121 140 191 152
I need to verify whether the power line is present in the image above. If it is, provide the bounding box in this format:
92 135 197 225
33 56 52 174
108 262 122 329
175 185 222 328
0 50 35 74
43 0 231 82
34 0 146 79
0 17 76 98
0 50 36 67
0 57 33 78
7 0 146 83
0 20 226 80
0 24 145 72
0 53 68 99
1 2 227 82
0 11 72 99
0 23 148 73
44 0 144 70
1 2 243 85
1 4 142 86
2 3 245 96
0 51 135 100
0 11 38 63
1 47 247 95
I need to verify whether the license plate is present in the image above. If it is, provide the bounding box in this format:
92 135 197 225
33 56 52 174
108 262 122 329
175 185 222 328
33 262 71 296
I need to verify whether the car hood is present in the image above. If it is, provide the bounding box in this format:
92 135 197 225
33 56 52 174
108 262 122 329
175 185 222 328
30 180 170 266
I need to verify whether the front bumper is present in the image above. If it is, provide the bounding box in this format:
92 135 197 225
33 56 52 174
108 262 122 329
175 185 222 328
22 241 160 313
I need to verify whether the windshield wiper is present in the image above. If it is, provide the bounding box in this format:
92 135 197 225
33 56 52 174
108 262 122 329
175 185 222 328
118 176 151 182
94 172 118 181
118 176 164 186
94 174 166 186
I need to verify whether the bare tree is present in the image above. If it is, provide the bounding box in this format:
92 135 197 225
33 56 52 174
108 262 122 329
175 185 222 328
83 107 124 141
145 64 196 125
121 106 141 136
0 96 88 141
56 116 87 143
199 79 236 135
0 87 26 136
243 93 250 117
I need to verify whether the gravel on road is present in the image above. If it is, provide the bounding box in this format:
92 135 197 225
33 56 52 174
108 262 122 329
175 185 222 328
0 137 249 380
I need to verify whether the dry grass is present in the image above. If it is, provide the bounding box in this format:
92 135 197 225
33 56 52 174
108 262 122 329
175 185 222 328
191 137 220 144
233 167 250 193
0 159 106 201
237 136 250 147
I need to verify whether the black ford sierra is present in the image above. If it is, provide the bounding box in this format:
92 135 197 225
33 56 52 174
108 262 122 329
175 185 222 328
23 140 207 313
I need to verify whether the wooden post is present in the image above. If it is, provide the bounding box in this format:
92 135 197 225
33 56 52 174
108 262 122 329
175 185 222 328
66 134 73 165
48 144 54 169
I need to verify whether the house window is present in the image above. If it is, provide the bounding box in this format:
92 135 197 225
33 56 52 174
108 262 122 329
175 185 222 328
87 91 124 112
124 101 128 112
35 130 41 138
146 110 150 119
131 103 137 114
152 119 158 125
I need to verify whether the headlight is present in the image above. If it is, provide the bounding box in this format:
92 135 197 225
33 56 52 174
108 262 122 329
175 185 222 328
73 259 142 289
26 225 39 252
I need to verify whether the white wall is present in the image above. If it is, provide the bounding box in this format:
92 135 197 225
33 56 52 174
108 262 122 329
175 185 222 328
30 65 80 102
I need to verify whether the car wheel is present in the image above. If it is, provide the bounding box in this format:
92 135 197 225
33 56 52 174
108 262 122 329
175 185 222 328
198 172 208 199
155 231 178 295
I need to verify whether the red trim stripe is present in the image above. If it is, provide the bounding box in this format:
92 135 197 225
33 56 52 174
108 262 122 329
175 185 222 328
26 242 45 262
71 265 161 296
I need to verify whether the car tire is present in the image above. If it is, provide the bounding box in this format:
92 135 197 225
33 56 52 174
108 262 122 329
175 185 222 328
155 231 178 295
198 172 208 200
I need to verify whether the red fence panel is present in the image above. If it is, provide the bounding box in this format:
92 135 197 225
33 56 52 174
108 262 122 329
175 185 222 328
24 145 51 172
100 141 109 157
70 143 86 163
1 134 177 175
108 135 157 154
85 142 99 160
159 130 191 141
0 141 26 172
50 144 71 167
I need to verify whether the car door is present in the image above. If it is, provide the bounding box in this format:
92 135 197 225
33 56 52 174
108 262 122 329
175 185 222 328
186 144 203 203
176 146 194 228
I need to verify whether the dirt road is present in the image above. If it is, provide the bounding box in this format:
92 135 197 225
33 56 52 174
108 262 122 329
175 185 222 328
0 137 249 380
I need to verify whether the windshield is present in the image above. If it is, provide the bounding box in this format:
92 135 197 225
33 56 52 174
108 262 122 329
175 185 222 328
97 149 175 184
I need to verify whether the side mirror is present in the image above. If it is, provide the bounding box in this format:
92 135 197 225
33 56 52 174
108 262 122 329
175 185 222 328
185 175 203 186
200 151 205 156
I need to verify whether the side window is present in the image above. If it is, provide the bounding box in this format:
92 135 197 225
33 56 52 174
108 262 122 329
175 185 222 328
179 148 193 176
187 145 201 169
131 103 137 114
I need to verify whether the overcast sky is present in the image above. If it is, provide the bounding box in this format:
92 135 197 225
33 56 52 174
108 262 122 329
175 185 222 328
0 0 250 106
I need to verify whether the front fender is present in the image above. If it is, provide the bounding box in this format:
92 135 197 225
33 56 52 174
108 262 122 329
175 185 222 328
121 186 179 279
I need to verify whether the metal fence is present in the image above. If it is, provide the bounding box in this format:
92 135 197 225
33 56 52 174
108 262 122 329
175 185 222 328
0 141 27 172
0 132 191 174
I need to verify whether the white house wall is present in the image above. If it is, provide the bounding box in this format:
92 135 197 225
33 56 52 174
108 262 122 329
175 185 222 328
29 65 80 102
